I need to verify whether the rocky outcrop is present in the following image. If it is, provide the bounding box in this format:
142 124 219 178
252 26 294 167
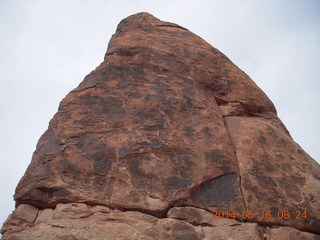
1 12 319 239
3 203 319 240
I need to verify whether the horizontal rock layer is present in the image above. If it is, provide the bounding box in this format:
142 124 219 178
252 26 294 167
1 12 319 239
2 203 320 240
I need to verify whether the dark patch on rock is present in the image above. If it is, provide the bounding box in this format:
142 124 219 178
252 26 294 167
59 159 81 174
161 221 200 240
277 177 288 187
168 207 203 223
119 80 139 88
201 127 213 137
182 94 194 110
119 147 140 157
37 135 63 156
144 94 166 102
80 95 123 115
150 141 163 149
276 138 287 148
155 82 170 95
258 136 267 144
204 79 235 97
205 149 224 164
176 75 193 84
184 126 196 139
76 136 115 175
165 176 192 188
191 173 238 207
164 96 178 106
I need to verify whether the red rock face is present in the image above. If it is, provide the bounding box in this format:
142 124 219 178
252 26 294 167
2 12 320 239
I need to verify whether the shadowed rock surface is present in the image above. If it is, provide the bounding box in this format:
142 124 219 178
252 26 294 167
1 12 319 240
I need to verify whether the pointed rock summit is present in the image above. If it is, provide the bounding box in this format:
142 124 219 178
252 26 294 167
2 13 319 239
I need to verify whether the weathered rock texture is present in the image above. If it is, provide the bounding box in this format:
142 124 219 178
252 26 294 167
1 12 319 239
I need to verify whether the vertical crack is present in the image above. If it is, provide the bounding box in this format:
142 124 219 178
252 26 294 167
109 147 119 202
32 208 40 226
221 117 248 213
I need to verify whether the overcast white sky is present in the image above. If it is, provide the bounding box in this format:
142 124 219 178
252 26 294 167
0 0 319 228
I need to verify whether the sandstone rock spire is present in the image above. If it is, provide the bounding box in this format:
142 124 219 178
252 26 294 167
1 12 319 240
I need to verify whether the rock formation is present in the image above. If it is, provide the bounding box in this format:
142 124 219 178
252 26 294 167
1 12 319 240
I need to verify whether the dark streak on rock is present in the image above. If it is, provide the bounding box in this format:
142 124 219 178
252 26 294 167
191 173 238 207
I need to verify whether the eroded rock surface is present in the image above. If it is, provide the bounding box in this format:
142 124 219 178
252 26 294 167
2 203 319 240
1 12 319 239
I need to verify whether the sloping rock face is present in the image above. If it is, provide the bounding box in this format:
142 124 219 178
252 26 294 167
1 13 319 240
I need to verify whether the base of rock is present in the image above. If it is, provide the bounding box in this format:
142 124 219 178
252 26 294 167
1 203 319 240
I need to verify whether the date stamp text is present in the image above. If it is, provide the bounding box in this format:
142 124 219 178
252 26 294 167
212 210 307 220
